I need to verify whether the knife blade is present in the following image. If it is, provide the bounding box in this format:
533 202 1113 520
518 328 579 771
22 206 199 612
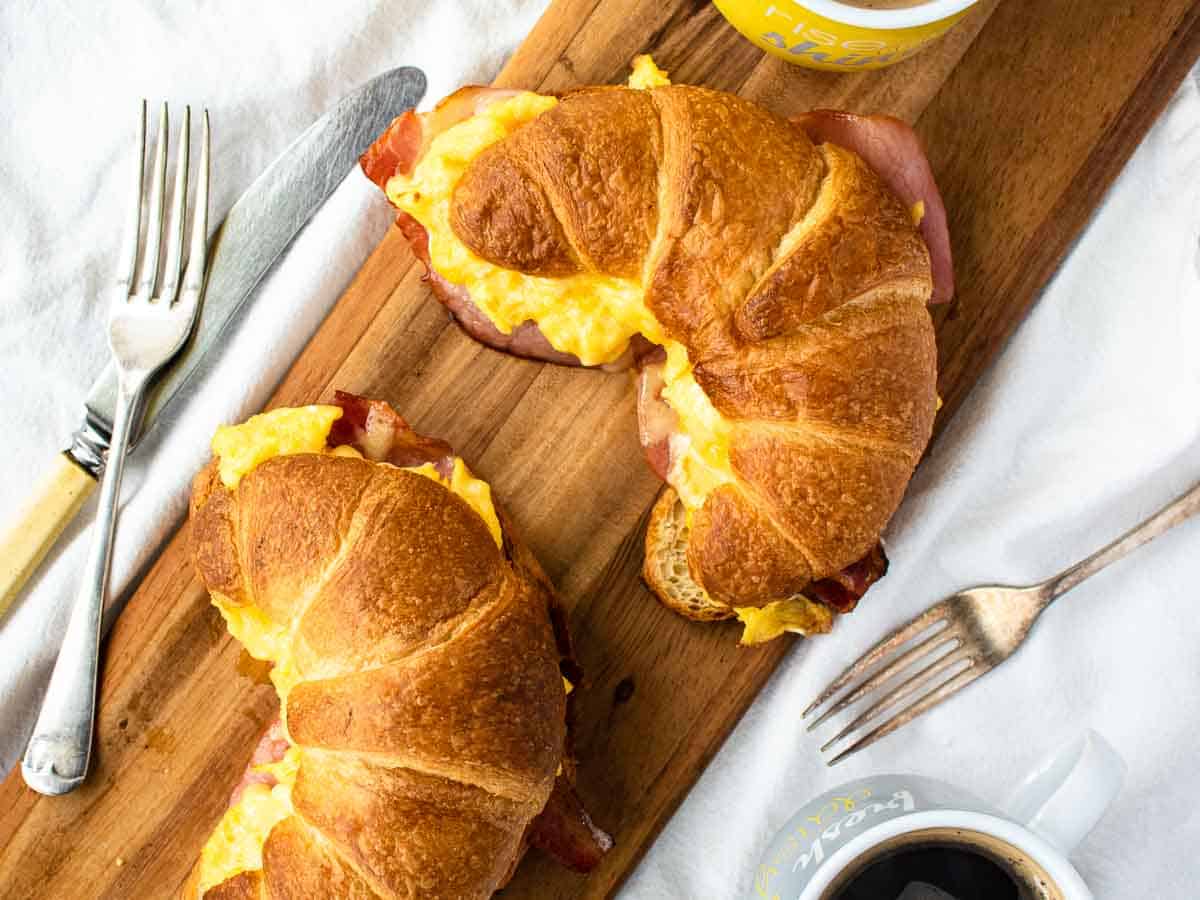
71 64 427 470
0 65 425 615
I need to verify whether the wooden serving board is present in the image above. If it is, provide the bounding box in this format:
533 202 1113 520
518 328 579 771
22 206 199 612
3 2 1198 897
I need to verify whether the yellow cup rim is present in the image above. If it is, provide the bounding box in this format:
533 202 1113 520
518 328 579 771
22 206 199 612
797 0 979 29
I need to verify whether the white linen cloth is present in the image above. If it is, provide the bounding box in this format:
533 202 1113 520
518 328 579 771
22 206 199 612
1 3 1197 897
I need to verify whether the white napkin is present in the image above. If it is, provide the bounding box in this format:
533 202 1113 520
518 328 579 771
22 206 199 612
0 0 548 776
3 4 1199 898
624 68 1200 899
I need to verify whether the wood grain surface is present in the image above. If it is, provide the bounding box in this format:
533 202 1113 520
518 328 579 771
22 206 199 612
2 2 1198 898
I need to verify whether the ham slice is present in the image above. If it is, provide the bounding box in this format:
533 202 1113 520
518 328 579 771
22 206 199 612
793 110 954 304
804 542 889 613
527 775 614 872
359 110 423 188
359 86 524 189
395 211 588 367
634 347 675 481
327 390 454 477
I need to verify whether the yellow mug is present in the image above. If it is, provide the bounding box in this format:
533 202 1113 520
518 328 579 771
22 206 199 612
712 0 980 71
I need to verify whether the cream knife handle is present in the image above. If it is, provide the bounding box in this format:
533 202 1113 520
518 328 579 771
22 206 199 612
0 453 97 618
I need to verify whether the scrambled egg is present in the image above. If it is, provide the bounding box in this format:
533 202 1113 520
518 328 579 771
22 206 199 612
210 405 502 548
628 54 671 89
734 598 835 646
658 342 735 511
198 748 300 894
212 406 343 489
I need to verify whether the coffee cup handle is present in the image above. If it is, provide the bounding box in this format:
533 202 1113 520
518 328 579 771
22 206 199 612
1004 729 1126 856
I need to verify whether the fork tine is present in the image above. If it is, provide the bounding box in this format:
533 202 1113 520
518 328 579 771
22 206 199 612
802 604 948 719
136 102 169 299
807 627 956 731
116 101 147 292
820 643 968 751
826 665 986 767
159 106 190 304
181 109 210 296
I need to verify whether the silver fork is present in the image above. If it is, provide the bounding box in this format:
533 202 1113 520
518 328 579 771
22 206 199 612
805 477 1200 767
21 102 210 796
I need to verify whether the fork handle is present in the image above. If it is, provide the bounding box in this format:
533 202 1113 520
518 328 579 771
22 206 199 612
21 374 145 796
1042 479 1200 603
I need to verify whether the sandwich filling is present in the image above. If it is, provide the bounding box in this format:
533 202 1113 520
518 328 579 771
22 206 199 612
208 403 503 699
211 404 502 546
386 62 740 558
198 746 299 894
384 59 826 640
198 404 505 894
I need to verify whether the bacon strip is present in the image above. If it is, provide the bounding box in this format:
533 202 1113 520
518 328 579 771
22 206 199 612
527 775 614 872
793 110 954 304
328 390 454 477
804 542 889 613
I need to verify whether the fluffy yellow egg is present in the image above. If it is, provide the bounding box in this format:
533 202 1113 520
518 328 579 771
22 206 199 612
735 597 835 645
197 748 300 894
212 405 343 489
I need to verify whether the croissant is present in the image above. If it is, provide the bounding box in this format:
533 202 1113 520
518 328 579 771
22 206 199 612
361 56 950 644
185 394 608 899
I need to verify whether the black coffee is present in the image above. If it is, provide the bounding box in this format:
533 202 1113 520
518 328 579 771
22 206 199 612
830 842 1026 900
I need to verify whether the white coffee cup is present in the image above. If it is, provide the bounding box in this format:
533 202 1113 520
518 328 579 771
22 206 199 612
750 731 1125 899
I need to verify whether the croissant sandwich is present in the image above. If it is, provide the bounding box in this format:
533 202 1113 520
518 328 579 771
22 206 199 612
360 56 953 645
185 393 610 899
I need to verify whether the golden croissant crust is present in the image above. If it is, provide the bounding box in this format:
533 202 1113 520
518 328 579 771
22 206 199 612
439 85 935 609
187 435 566 898
363 58 940 640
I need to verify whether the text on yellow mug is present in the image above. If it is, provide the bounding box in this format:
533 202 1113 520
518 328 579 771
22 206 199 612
712 0 980 71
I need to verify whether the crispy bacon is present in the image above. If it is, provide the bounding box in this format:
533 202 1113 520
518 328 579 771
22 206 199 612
805 542 889 613
328 390 454 477
793 110 954 304
527 775 614 872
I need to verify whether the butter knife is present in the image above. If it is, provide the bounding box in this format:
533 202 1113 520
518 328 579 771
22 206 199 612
0 65 427 615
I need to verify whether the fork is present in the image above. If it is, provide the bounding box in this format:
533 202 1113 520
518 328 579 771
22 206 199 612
21 102 210 796
804 477 1200 767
